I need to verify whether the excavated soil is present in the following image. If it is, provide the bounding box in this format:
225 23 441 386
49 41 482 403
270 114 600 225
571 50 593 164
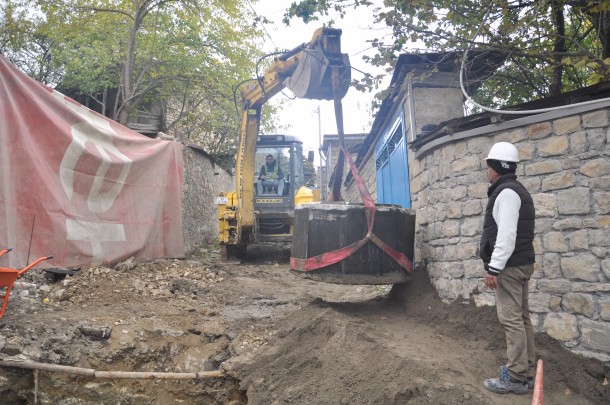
1 244 608 404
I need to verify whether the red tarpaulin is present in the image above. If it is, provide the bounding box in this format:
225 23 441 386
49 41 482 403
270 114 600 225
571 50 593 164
0 55 185 269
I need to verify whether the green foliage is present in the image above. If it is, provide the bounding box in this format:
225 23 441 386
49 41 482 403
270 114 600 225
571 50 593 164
303 155 317 187
285 0 610 108
283 0 375 25
0 0 276 159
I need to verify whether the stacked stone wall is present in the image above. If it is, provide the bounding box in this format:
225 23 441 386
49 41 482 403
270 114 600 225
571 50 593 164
343 155 377 202
409 108 610 361
182 146 234 254
325 140 369 201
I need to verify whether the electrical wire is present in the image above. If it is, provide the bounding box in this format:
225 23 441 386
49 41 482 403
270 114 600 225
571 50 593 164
245 0 278 49
460 1 610 115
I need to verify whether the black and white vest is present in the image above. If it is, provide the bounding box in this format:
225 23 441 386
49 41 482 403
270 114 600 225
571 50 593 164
480 173 535 270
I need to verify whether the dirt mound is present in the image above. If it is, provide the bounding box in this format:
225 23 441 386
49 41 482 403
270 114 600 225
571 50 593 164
230 268 609 405
228 301 468 405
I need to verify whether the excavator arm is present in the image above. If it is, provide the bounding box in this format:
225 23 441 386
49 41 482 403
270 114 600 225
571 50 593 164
229 27 351 247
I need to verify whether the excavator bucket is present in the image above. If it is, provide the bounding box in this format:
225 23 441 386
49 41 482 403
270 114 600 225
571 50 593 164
283 41 351 100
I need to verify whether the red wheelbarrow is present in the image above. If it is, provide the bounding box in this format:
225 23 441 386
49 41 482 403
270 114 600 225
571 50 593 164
0 248 52 320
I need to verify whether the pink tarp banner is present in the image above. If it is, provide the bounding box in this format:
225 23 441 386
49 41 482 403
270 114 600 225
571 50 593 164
0 55 185 269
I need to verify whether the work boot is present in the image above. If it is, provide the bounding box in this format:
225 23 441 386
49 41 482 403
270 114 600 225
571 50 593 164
498 365 535 390
484 369 529 395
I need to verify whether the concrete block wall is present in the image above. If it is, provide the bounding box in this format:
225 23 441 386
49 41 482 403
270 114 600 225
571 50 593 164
182 146 234 254
410 85 464 134
409 108 610 361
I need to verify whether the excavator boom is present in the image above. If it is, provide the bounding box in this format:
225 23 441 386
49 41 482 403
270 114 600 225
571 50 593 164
240 27 350 108
222 27 350 252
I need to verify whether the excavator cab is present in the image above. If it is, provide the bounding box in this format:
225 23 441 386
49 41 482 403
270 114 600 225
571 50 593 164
253 135 307 242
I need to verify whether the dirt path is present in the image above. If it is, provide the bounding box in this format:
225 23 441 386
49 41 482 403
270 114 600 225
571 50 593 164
1 245 608 404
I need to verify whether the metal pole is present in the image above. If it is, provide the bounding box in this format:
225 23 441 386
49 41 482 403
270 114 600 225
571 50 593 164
315 105 327 200
407 76 417 142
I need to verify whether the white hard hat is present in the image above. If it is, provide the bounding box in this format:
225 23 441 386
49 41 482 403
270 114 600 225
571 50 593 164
485 142 520 163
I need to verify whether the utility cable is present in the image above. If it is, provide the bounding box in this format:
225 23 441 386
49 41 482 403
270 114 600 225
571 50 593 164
245 0 278 49
460 1 610 115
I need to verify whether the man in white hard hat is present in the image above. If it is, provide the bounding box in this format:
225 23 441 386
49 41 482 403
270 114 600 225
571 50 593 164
480 142 536 395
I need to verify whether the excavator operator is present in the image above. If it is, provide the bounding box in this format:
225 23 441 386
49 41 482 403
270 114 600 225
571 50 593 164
257 154 284 196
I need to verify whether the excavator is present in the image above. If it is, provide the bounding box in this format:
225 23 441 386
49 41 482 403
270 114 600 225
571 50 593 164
216 27 415 285
215 27 351 259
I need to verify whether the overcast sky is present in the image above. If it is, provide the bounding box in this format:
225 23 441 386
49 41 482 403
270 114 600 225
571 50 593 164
249 0 392 163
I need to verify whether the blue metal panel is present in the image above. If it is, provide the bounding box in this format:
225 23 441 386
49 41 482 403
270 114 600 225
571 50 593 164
374 109 411 208
375 127 389 155
375 165 385 201
388 141 411 207
381 161 392 202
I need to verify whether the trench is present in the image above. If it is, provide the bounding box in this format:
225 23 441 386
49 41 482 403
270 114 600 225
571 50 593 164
0 263 260 405
0 368 248 405
1 370 246 405
0 330 248 405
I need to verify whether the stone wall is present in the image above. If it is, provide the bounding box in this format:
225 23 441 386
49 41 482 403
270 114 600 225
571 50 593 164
322 135 367 201
343 155 377 202
182 145 234 254
409 108 610 361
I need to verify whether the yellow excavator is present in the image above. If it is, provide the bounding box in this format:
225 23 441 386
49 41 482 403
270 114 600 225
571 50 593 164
216 27 351 259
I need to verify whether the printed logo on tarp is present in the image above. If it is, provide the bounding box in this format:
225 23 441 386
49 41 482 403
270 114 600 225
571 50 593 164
57 92 132 265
